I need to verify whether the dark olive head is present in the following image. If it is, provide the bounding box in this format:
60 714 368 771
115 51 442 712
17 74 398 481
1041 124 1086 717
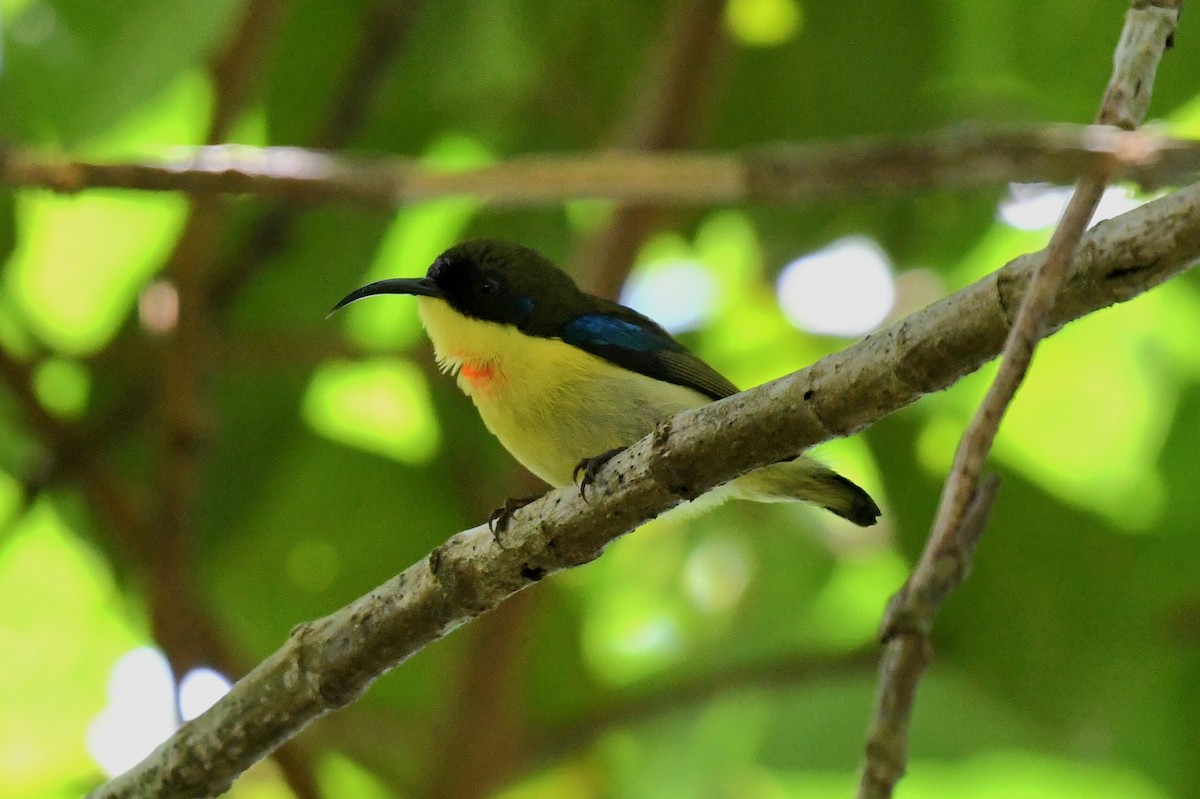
329 239 584 332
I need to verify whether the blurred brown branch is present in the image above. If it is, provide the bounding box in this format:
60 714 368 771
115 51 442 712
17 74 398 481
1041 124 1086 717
207 0 423 311
85 169 1200 799
142 3 418 796
574 0 730 298
857 2 1183 798
26 2 329 798
421 5 730 797
540 647 878 759
4 124 1200 208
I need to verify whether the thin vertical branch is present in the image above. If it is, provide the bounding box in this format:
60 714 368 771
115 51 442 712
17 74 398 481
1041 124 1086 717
857 3 1183 797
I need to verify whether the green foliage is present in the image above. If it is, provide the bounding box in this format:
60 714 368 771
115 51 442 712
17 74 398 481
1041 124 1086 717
0 0 240 144
2 1 1200 798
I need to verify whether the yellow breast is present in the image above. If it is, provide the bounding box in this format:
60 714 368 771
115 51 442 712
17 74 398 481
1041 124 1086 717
416 297 709 486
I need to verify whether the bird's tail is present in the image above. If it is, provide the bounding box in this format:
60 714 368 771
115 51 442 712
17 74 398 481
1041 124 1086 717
729 456 881 527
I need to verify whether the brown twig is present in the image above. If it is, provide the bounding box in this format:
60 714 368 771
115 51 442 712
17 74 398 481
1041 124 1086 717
5 124 1199 208
540 647 878 760
157 3 325 797
420 9 730 795
856 3 1183 798
85 171 1200 799
150 0 290 677
124 3 330 799
574 0 730 298
207 0 421 311
208 0 292 145
313 0 421 150
422 590 537 799
146 6 417 795
858 475 1000 793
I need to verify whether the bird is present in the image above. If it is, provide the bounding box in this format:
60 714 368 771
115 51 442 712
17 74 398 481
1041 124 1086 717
330 239 880 531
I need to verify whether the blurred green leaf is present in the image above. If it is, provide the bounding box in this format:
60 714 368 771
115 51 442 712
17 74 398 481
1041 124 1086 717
0 0 240 144
6 189 187 353
0 503 141 798
303 357 440 464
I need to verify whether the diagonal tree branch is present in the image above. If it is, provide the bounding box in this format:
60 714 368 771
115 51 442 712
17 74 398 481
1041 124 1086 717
86 173 1200 799
857 3 1182 797
4 124 1200 208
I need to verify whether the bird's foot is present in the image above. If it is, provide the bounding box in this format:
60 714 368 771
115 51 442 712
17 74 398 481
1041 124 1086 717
572 447 625 502
488 493 543 540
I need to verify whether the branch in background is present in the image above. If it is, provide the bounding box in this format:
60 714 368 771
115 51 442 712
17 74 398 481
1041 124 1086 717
540 648 878 760
151 0 289 697
207 0 292 146
207 6 420 790
42 2 326 798
422 5 730 797
313 646 876 795
158 5 364 799
422 591 537 799
314 0 421 150
4 124 1200 208
85 174 1200 799
417 6 731 795
857 3 1182 797
0 4 419 797
207 0 421 310
574 0 729 298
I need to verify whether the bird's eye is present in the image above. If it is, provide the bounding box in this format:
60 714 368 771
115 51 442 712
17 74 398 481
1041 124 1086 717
479 276 500 296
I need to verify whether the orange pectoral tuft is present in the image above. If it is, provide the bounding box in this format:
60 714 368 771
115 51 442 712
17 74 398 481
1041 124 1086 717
459 360 496 386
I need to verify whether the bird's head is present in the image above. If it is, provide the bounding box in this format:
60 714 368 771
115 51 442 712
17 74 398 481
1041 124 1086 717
330 239 583 334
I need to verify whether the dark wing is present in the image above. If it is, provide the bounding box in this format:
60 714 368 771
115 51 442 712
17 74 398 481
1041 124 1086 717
559 308 739 401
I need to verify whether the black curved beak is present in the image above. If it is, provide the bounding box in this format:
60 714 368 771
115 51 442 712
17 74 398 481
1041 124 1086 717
327 277 443 317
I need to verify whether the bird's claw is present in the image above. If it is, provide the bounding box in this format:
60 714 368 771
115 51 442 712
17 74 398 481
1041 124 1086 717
488 494 542 541
572 447 624 502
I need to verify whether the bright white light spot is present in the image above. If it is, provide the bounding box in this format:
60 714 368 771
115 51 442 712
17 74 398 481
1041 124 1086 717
179 668 232 721
620 259 717 334
998 184 1072 230
777 237 895 337
86 647 178 777
138 280 179 335
682 538 753 613
999 184 1144 230
1093 186 1145 223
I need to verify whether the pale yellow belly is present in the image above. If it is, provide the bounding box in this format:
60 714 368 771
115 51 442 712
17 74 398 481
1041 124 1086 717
471 353 709 487
416 296 712 486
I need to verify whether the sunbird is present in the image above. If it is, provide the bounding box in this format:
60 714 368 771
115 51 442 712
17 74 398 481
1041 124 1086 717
331 239 880 529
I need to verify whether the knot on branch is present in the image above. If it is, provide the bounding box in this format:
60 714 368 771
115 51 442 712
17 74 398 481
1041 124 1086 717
428 537 513 617
647 418 702 500
878 583 932 644
283 618 364 710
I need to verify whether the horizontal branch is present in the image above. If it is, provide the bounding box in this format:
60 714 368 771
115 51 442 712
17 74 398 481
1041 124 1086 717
89 179 1200 798
5 124 1200 208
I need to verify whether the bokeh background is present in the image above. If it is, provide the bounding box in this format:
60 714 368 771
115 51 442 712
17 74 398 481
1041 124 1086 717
2 0 1200 797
